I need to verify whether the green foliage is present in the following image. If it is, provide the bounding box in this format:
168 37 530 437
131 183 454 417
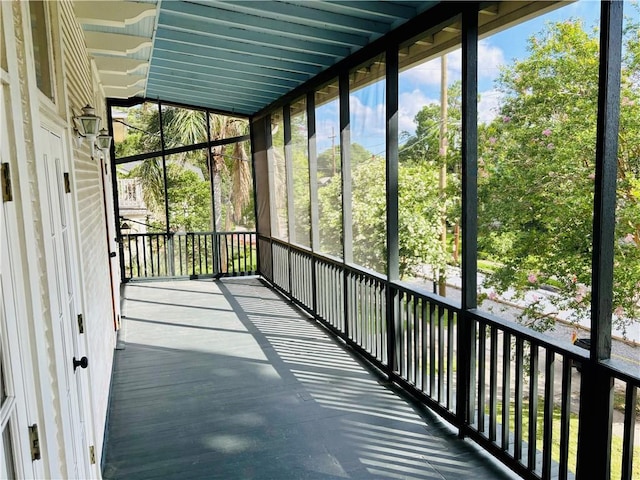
318 150 386 271
115 104 253 233
166 163 212 232
317 145 450 277
478 18 640 333
398 163 448 276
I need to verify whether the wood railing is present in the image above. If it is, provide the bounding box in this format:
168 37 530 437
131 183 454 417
261 235 639 480
120 231 257 281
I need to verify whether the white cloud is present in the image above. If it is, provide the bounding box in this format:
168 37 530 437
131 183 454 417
477 41 506 79
400 41 504 89
478 89 504 124
398 89 438 136
400 59 442 86
349 94 385 150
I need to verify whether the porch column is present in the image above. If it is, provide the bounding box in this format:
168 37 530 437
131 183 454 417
386 47 400 375
576 1 623 477
458 2 479 433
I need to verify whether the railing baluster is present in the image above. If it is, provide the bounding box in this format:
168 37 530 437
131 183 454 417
542 350 555 479
191 233 195 276
501 332 511 451
413 296 419 387
438 306 445 403
367 277 373 354
421 299 428 393
621 384 637 480
404 292 410 379
198 234 203 274
559 354 572 480
477 322 487 432
131 235 137 278
429 303 436 396
232 233 238 275
376 281 382 360
204 234 209 274
243 234 248 274
489 326 498 442
528 344 539 472
398 291 406 376
447 309 454 409
514 337 524 462
149 235 155 276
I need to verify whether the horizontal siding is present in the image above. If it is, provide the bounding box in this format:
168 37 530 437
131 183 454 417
60 0 116 463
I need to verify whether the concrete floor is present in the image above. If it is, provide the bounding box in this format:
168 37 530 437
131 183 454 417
103 278 519 480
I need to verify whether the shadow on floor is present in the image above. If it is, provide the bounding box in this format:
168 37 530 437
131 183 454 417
103 278 517 480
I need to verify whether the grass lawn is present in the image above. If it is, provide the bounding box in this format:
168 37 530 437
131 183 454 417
493 398 639 479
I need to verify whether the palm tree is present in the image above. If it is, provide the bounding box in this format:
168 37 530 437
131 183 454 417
167 107 252 272
121 103 253 273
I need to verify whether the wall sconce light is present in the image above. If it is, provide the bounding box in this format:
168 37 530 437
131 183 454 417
75 104 101 140
74 104 112 158
96 128 113 154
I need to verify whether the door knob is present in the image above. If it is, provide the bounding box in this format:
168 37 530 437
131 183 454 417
73 356 88 371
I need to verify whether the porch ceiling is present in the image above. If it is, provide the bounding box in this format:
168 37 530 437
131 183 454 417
76 0 436 116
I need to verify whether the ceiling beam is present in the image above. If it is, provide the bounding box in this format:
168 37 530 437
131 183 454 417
156 28 333 68
160 1 369 48
153 37 321 76
151 44 314 82
159 9 350 58
74 1 156 27
205 0 391 35
85 31 151 56
150 57 300 89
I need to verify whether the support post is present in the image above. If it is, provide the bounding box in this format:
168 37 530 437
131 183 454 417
157 100 174 276
457 3 479 435
576 2 622 477
307 92 319 314
284 105 294 296
386 48 400 377
340 71 352 339
206 111 220 276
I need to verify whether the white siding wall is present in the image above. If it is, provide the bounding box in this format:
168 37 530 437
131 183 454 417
59 2 117 461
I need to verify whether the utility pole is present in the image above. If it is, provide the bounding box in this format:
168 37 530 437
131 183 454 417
330 126 336 175
439 55 448 297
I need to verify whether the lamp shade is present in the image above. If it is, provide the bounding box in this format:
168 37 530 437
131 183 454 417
77 104 101 138
96 128 112 151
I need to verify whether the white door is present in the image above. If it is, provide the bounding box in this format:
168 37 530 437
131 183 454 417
39 125 89 478
0 141 37 479
0 76 38 478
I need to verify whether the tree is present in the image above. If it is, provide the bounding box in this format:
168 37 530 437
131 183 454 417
317 143 449 278
166 163 211 232
115 104 253 234
477 18 639 334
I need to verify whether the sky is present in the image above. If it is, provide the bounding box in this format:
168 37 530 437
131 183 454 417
315 0 606 155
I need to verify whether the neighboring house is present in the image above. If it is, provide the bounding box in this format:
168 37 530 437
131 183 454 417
117 178 147 234
1 2 119 477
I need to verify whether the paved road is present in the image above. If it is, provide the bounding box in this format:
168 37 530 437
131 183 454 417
409 273 640 368
408 277 640 444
